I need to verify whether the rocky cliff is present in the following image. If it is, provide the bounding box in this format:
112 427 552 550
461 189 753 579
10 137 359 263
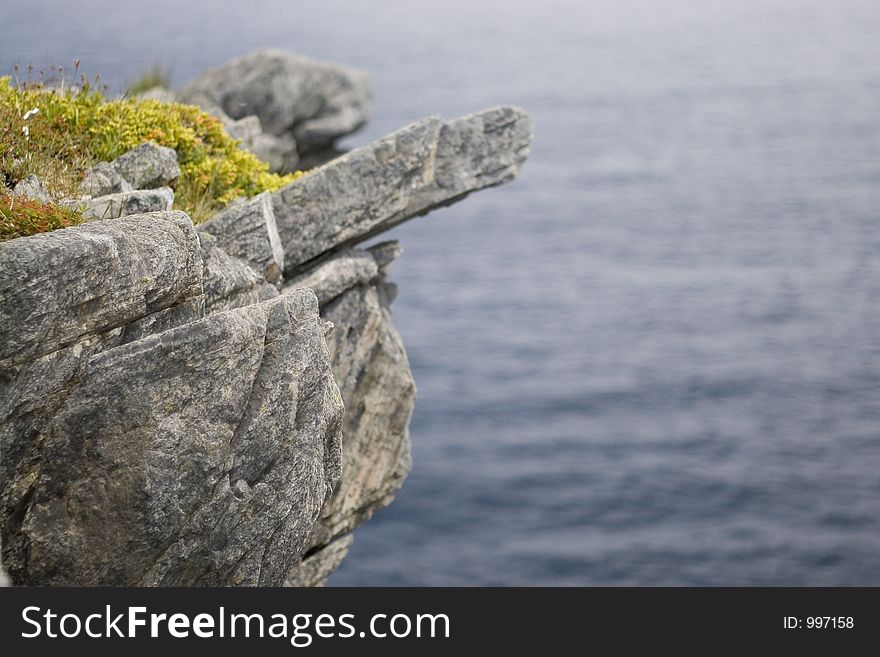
0 51 532 585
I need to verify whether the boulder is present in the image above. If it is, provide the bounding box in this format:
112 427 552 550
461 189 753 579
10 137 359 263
61 188 174 220
12 174 50 203
2 290 344 586
0 211 202 368
79 162 134 197
272 106 533 271
111 142 181 189
179 49 371 152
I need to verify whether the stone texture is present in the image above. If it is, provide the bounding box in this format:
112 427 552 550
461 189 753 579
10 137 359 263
273 117 441 271
79 162 134 197
284 249 379 306
2 290 344 586
61 188 174 220
111 142 181 189
179 49 371 152
0 211 202 368
285 534 353 587
302 278 416 553
199 232 279 314
12 175 50 203
367 240 403 269
198 192 285 285
272 106 533 272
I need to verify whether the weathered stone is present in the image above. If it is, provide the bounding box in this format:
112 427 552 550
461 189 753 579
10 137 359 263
179 49 371 151
12 175 50 203
367 240 403 270
284 249 378 306
285 534 353 587
273 117 442 270
199 232 278 314
302 279 415 551
0 211 202 368
79 162 134 197
198 192 285 285
111 142 180 189
61 188 174 220
272 107 533 272
2 290 344 586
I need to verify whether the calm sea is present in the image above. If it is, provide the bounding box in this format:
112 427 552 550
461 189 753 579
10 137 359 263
3 0 880 585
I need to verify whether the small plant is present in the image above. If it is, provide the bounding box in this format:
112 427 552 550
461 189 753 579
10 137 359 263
0 191 83 241
126 63 171 96
1 66 304 240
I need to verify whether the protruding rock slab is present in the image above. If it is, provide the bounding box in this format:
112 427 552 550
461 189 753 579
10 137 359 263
272 106 533 272
2 290 344 586
179 49 371 152
285 534 353 587
284 249 378 306
61 187 174 220
0 211 202 368
273 117 442 270
198 192 285 285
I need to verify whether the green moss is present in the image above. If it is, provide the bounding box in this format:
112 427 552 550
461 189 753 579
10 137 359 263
0 76 304 239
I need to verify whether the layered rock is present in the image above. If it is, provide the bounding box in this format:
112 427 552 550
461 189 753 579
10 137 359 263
1 51 532 584
272 106 533 271
0 211 344 586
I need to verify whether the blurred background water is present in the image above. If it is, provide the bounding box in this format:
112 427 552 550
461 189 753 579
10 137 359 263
3 0 879 585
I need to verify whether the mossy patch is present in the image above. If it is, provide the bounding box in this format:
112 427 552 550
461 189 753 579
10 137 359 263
0 191 84 241
0 76 303 239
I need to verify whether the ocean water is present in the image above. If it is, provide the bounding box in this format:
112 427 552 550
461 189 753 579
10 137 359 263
3 0 880 585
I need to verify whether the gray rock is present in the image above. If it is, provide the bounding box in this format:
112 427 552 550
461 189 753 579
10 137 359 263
136 86 177 103
300 278 415 553
61 188 174 220
273 117 441 271
188 98 300 172
251 132 300 173
284 249 378 306
367 240 403 270
272 106 533 272
111 142 181 189
286 534 353 587
79 162 134 197
0 211 202 368
179 49 371 151
12 175 50 203
199 232 279 314
198 192 285 285
2 290 344 585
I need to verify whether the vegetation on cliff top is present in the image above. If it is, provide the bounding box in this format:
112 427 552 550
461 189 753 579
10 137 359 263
1 73 303 240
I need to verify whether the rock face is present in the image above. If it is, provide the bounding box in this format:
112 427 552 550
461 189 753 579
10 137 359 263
179 49 371 154
0 212 344 586
198 192 285 285
61 187 174 220
272 106 533 271
0 50 532 586
110 142 180 190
